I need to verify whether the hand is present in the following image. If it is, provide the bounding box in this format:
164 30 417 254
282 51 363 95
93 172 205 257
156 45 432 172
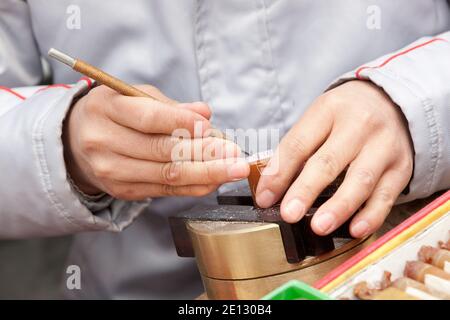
256 81 414 238
63 85 249 200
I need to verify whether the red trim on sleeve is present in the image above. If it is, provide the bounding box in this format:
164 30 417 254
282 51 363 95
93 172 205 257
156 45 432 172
80 76 93 88
355 38 448 79
0 86 26 100
35 84 72 93
1 77 92 101
33 77 92 96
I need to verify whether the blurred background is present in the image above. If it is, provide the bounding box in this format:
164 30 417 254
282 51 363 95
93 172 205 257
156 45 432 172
0 236 71 299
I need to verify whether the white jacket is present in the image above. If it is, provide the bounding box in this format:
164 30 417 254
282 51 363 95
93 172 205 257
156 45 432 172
0 0 449 298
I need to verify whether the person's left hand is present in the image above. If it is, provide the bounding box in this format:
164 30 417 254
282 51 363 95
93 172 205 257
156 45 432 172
255 80 414 238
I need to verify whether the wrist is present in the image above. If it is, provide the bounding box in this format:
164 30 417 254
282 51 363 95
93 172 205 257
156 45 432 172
62 97 103 196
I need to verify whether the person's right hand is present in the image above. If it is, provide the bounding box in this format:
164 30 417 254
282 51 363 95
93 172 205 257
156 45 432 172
63 85 249 200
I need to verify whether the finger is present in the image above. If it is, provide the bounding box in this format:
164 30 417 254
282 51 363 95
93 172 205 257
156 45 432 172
349 168 410 238
255 101 334 208
128 85 212 119
310 145 389 235
106 182 219 200
279 127 365 223
106 95 210 136
103 123 241 162
96 155 250 186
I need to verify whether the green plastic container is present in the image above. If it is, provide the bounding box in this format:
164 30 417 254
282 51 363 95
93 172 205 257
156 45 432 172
262 280 332 300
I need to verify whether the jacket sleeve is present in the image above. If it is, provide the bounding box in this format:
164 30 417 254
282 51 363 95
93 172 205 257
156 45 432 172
329 29 450 204
0 1 148 238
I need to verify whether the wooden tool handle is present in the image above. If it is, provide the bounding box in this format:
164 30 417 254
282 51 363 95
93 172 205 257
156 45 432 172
74 60 153 98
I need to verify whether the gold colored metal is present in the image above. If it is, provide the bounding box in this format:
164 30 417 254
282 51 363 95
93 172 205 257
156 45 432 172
188 221 367 280
201 239 371 300
187 220 372 299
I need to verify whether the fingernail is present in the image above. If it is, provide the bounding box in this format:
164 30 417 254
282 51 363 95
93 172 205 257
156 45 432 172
283 199 306 223
352 220 370 238
313 212 335 234
256 190 276 208
227 160 249 180
192 101 207 107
